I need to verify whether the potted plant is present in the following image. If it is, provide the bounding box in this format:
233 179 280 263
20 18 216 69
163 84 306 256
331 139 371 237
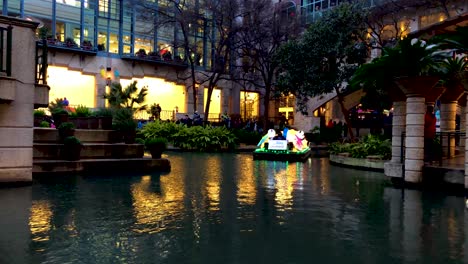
383 37 447 96
113 108 137 144
437 56 468 96
58 122 75 141
136 48 146 58
65 37 77 48
82 40 93 50
145 137 167 158
148 51 160 60
75 104 91 129
39 121 50 128
34 109 46 127
61 136 82 161
49 98 69 127
95 107 114 129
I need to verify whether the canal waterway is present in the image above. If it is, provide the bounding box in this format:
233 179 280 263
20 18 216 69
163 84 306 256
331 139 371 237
0 153 467 264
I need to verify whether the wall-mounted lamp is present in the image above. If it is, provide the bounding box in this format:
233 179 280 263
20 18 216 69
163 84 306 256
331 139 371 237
106 77 111 86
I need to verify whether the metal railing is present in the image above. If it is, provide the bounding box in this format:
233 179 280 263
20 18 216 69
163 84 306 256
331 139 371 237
35 39 48 84
400 131 466 166
0 25 12 76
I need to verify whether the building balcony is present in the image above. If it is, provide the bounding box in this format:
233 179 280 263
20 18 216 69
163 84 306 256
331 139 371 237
0 76 16 103
121 54 188 69
37 40 98 56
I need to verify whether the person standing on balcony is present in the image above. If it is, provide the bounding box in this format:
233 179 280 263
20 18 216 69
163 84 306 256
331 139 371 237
155 104 161 120
424 105 437 162
62 97 69 107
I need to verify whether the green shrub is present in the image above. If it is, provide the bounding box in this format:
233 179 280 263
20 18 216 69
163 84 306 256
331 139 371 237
135 138 145 145
329 134 391 160
140 121 237 152
172 125 237 152
34 109 46 117
58 122 75 130
63 136 81 146
39 121 50 127
49 98 66 114
95 107 114 117
75 105 91 117
145 137 168 150
140 120 182 142
113 108 137 132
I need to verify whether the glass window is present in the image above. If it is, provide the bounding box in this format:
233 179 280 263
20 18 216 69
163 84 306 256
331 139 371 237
109 32 119 53
420 12 447 28
98 31 107 51
123 34 131 54
56 22 65 42
135 36 153 54
240 91 259 120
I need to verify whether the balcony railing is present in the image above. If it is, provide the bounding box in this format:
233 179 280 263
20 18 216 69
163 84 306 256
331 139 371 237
0 25 12 76
121 53 188 69
36 39 48 85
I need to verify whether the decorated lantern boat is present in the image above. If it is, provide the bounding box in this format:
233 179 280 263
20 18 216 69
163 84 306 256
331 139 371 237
253 128 311 162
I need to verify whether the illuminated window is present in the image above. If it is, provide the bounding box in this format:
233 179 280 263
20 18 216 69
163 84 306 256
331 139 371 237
98 31 107 51
240 91 259 120
109 32 119 53
420 12 447 28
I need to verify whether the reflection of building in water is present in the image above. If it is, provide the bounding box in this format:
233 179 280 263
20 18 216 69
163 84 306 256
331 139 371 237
319 158 330 195
237 159 257 205
130 175 185 233
274 162 296 210
29 200 53 243
204 156 221 211
384 188 467 262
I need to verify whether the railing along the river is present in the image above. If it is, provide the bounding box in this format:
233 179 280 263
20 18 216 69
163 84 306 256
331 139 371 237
401 131 466 166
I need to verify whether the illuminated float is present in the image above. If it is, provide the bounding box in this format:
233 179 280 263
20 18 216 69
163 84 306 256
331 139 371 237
253 128 311 162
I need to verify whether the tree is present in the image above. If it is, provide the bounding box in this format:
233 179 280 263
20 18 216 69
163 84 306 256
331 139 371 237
103 81 148 112
235 0 300 131
276 2 369 139
134 0 243 121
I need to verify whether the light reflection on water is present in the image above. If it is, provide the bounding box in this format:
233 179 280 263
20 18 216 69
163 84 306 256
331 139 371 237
0 153 466 263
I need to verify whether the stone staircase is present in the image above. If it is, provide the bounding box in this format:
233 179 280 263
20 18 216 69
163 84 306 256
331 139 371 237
33 128 170 175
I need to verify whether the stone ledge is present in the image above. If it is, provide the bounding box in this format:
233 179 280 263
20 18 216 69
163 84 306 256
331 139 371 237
0 76 17 102
33 157 171 175
329 154 385 172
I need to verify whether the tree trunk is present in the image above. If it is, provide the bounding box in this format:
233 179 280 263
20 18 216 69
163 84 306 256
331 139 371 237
263 85 271 132
335 87 355 140
204 86 214 123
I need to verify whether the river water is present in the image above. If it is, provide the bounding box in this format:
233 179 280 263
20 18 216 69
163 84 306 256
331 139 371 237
0 153 467 264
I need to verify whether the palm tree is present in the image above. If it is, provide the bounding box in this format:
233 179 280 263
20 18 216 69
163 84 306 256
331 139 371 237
437 56 468 88
103 81 148 112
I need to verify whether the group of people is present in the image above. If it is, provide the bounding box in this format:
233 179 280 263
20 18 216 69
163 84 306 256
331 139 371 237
177 111 203 126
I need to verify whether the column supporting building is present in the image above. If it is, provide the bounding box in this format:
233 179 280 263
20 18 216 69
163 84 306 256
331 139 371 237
384 101 406 179
404 96 426 183
440 101 457 157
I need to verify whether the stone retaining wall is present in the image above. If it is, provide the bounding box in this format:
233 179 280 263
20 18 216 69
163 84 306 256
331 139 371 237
329 154 386 172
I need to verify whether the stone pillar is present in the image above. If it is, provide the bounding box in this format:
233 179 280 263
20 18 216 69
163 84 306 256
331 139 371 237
460 105 466 149
440 102 457 157
0 19 40 184
405 97 426 183
391 101 406 163
464 94 468 188
96 73 107 108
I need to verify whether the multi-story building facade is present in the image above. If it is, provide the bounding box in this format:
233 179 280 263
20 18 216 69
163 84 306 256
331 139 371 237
0 0 262 121
2 0 466 129
290 0 468 132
